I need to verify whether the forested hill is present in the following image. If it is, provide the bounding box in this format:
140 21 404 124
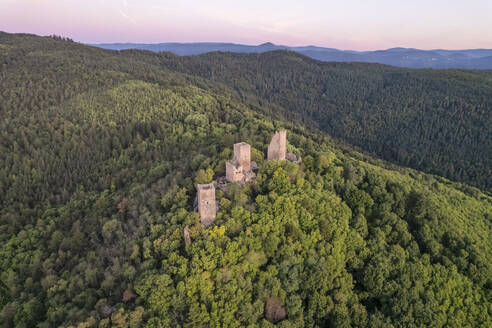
3 32 492 189
0 33 491 327
156 51 492 191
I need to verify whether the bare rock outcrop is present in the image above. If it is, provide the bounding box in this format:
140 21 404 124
265 297 287 323
286 152 302 164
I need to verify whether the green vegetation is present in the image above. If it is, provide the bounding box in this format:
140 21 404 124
0 32 491 327
157 51 492 191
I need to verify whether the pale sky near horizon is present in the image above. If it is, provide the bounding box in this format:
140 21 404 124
1 0 491 50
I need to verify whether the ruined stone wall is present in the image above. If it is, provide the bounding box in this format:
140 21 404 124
267 131 287 160
197 183 216 227
183 225 191 244
226 161 243 182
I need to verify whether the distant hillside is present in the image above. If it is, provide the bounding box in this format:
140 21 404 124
91 41 492 69
157 50 492 190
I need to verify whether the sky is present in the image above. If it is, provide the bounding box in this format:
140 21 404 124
1 0 491 50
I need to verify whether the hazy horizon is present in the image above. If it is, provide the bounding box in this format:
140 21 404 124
3 31 492 52
1 0 492 51
86 40 492 52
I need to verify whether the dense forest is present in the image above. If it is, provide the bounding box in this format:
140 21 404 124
0 33 491 327
155 51 492 191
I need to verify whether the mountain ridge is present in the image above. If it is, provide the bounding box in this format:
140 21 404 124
90 41 492 69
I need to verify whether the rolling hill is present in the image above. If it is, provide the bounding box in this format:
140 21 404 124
0 32 491 327
156 50 492 190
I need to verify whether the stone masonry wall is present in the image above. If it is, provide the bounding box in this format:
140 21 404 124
234 142 251 172
267 131 287 161
197 183 216 227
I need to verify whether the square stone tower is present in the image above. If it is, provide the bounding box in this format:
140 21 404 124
234 142 251 172
197 183 216 227
226 142 253 183
267 131 287 161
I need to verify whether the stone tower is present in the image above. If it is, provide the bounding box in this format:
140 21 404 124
234 142 251 172
197 183 216 227
268 131 287 160
226 142 254 183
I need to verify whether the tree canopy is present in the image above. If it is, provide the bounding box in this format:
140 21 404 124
0 32 491 327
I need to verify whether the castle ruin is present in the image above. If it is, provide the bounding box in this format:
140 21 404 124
226 142 255 183
267 131 287 161
183 225 191 244
197 183 216 227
